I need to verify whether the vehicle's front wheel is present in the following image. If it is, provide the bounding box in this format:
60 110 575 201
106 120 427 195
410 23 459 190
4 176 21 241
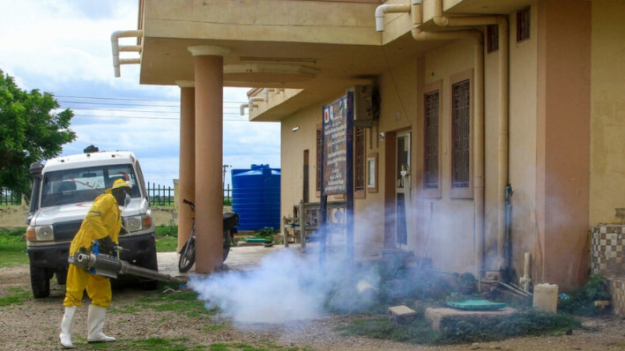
55 268 68 285
141 251 159 290
30 265 51 298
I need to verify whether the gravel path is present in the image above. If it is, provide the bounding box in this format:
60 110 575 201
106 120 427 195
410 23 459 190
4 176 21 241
2 250 625 351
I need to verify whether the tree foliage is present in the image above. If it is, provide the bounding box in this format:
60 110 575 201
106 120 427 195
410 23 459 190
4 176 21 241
0 70 76 196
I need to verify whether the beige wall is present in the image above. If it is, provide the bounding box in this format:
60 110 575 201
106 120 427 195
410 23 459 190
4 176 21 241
279 94 389 257
280 103 321 218
264 0 602 290
416 39 479 273
590 1 625 225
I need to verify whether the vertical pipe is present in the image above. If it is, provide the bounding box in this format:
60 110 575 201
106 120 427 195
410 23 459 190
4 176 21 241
497 18 510 273
299 200 306 252
346 91 355 267
473 40 485 279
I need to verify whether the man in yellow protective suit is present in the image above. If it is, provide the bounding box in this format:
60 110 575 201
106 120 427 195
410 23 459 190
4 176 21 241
59 179 132 348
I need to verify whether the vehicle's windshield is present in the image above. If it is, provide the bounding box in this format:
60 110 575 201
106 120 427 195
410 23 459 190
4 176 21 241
40 164 140 208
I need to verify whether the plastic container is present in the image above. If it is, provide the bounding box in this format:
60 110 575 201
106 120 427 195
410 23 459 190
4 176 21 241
231 164 281 231
533 283 559 313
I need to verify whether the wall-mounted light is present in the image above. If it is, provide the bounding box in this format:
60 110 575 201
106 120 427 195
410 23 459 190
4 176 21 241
292 127 299 132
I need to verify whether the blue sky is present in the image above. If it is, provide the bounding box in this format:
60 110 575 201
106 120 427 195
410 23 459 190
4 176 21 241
0 0 281 188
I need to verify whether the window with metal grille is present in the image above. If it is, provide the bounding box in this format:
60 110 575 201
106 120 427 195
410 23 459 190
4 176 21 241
452 79 470 190
517 7 530 42
316 127 322 193
487 24 499 53
355 127 365 197
424 90 439 189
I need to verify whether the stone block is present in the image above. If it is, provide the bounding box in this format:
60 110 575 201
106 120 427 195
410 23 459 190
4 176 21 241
425 307 517 331
388 305 416 324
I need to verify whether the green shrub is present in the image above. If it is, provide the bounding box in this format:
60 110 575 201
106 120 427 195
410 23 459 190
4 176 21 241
558 274 610 316
255 228 278 240
340 309 579 345
438 310 579 344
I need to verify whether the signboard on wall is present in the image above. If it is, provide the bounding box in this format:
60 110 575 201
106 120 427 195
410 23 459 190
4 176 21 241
322 91 353 196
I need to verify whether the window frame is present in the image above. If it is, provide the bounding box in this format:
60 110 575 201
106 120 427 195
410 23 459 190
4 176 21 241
516 6 531 43
487 24 499 53
354 126 366 199
367 152 378 193
422 81 443 199
449 70 474 199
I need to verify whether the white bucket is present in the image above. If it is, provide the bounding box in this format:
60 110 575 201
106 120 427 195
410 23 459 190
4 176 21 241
533 283 559 313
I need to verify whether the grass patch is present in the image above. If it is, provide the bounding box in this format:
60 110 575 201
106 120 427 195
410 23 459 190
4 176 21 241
131 337 190 351
155 225 179 253
0 291 31 306
109 304 142 314
137 289 219 317
0 286 30 306
84 337 192 351
339 312 439 344
203 324 227 332
340 309 580 345
210 344 309 351
0 228 28 268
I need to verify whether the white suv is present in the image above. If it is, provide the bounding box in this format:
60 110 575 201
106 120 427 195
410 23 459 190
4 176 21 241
26 149 158 298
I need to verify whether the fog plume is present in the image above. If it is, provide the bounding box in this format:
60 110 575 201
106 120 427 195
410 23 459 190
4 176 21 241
189 247 379 325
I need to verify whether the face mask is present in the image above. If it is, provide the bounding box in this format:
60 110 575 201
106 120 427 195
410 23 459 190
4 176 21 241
124 193 131 207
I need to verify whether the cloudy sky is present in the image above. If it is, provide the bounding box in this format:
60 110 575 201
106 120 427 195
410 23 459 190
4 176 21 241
0 0 281 188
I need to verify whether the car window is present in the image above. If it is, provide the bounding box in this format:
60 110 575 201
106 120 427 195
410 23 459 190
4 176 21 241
41 164 139 207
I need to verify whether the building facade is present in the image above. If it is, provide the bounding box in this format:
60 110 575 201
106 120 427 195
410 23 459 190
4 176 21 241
126 0 625 290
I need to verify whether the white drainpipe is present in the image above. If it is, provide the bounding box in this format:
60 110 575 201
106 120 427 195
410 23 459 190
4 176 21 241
263 88 277 102
111 30 143 78
375 3 412 32
248 97 265 111
240 104 249 116
241 96 266 116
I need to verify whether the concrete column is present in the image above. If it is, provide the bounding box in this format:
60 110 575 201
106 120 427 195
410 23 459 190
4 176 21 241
176 81 195 251
188 45 230 273
536 1 590 290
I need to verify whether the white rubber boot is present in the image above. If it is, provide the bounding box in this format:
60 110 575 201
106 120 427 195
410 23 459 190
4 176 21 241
59 306 77 348
87 304 116 343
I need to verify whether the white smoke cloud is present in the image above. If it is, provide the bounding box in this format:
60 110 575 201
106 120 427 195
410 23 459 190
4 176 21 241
189 242 381 325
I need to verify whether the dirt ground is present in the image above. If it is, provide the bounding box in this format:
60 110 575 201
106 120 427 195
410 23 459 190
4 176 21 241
2 250 625 351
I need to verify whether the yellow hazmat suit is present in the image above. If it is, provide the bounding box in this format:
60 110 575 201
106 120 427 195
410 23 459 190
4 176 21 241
63 183 124 308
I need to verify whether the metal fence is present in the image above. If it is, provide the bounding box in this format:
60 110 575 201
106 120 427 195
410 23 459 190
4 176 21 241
0 188 22 206
1 183 231 207
147 182 174 206
223 184 232 206
146 183 232 206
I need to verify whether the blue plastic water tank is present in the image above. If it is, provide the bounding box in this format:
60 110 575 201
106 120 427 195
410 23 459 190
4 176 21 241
231 164 281 231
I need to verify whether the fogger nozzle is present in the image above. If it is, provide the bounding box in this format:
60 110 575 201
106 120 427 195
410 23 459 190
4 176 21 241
69 251 187 284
